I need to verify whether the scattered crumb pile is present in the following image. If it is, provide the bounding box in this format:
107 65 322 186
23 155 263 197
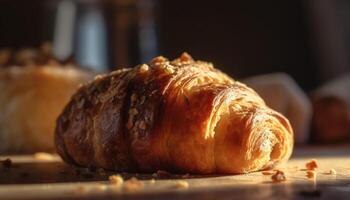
109 175 144 192
305 159 318 180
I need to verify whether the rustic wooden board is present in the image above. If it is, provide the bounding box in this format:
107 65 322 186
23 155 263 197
1 146 350 200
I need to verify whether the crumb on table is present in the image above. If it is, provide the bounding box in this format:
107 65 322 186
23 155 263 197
109 175 124 186
329 169 336 175
123 177 144 192
271 170 286 182
306 159 318 170
150 179 156 184
175 180 189 189
306 170 317 180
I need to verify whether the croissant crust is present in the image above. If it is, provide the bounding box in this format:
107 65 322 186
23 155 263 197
55 53 293 174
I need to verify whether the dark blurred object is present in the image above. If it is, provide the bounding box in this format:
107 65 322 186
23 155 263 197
243 73 312 144
104 0 158 67
0 42 74 67
306 0 350 83
0 0 158 71
156 1 316 90
156 0 350 91
311 74 350 144
0 0 47 48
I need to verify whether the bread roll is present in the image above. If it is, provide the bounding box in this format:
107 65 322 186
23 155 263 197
311 74 350 143
55 53 293 174
0 66 92 153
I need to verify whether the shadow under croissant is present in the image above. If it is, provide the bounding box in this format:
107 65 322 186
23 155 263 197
1 146 350 184
0 160 226 185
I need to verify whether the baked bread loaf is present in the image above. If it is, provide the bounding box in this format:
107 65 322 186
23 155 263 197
0 45 93 153
0 66 92 153
55 53 293 174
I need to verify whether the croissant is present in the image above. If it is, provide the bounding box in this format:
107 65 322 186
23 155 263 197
0 65 93 153
55 53 293 174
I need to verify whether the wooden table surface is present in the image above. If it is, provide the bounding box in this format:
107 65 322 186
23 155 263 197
1 146 350 200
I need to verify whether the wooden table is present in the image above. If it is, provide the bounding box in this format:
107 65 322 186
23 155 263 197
1 146 350 200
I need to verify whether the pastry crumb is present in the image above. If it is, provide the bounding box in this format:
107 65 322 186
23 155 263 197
306 159 318 170
109 175 124 186
329 169 336 175
1 158 12 168
271 170 286 182
175 180 189 189
34 152 55 161
123 177 144 192
306 170 317 180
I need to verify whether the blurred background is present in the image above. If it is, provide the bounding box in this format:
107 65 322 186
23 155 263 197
0 0 349 91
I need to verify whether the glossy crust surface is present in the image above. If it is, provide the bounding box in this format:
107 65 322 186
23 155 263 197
55 53 293 174
0 66 92 153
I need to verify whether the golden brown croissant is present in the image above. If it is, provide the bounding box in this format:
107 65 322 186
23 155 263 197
55 53 293 174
